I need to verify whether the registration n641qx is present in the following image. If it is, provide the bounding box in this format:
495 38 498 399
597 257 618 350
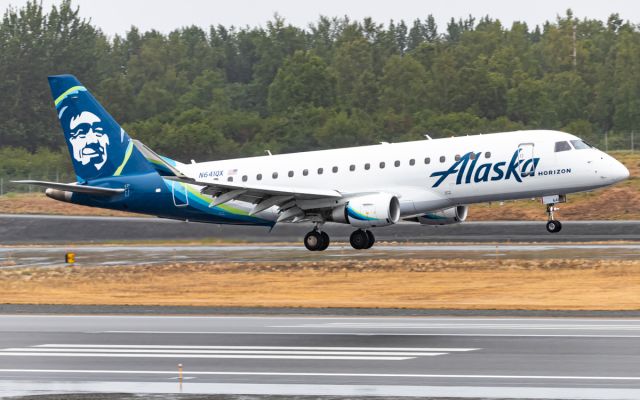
15 75 630 251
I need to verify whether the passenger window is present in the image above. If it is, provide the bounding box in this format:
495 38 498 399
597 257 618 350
424 157 430 164
332 166 338 173
409 159 415 166
570 140 591 150
555 141 572 152
379 162 385 169
303 169 309 176
455 154 461 161
440 156 446 163
227 177 233 182
364 163 370 170
272 172 278 179
317 168 323 175
256 173 262 180
349 164 355 171
242 175 247 182
394 160 400 167
288 171 294 177
470 153 476 160
485 152 491 159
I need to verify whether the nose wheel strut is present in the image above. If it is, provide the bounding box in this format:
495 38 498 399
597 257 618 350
545 203 562 233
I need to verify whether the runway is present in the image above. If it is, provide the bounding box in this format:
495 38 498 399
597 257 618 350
1 214 639 244
2 243 640 268
1 315 639 399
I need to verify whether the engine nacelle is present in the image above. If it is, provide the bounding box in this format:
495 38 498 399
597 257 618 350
417 205 468 225
330 193 400 228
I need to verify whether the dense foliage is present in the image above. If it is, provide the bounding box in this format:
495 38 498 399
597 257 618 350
1 1 639 176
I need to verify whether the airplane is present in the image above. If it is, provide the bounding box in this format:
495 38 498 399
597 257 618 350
15 74 630 251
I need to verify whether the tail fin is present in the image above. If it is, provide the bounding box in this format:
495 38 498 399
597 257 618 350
48 74 154 182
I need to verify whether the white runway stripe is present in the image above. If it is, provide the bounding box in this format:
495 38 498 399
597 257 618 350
0 369 639 381
36 344 477 352
6 348 446 356
98 330 640 337
273 323 640 330
0 352 413 361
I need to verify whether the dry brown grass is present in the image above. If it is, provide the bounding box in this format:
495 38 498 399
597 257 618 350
2 258 639 310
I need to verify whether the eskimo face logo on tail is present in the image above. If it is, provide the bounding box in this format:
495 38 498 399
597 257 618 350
56 91 127 180
68 111 110 170
430 149 540 188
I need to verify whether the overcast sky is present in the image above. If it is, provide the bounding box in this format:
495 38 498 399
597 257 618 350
1 0 639 36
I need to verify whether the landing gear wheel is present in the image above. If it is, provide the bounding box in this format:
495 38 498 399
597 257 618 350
318 231 330 251
363 230 375 249
546 220 562 233
304 230 330 251
304 231 322 251
350 229 369 250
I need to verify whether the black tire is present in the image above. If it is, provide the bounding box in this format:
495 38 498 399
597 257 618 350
350 229 369 250
318 231 330 251
304 231 322 251
363 230 375 249
553 220 562 233
546 220 562 233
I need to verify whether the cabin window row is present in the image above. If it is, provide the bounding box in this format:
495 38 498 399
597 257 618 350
230 152 493 182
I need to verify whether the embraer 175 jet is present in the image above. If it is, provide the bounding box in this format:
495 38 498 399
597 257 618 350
16 75 630 251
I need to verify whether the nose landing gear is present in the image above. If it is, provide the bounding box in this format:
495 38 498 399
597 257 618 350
545 203 562 233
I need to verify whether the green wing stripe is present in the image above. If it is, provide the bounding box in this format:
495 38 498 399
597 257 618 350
113 141 134 176
54 86 86 106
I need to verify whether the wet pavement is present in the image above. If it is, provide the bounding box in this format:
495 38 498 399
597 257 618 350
2 215 639 244
1 243 639 268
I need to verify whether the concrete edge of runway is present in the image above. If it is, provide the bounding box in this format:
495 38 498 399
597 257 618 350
1 304 639 317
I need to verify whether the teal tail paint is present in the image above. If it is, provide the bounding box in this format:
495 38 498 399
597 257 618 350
48 74 154 183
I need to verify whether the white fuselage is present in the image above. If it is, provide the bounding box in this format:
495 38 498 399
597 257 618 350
182 130 629 221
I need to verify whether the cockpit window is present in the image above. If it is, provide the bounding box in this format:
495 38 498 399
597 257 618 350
570 140 592 150
554 141 572 152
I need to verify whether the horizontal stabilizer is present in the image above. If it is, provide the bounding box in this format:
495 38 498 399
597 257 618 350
133 140 187 178
11 180 124 196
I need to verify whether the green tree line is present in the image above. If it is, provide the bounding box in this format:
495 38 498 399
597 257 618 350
1 1 639 177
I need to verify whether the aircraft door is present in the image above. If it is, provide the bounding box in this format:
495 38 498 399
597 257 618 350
171 181 189 207
518 143 535 177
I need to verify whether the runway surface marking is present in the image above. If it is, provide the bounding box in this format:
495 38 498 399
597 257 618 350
272 322 640 330
35 344 478 351
4 315 638 321
0 369 639 381
0 344 478 361
100 330 640 338
1 381 639 400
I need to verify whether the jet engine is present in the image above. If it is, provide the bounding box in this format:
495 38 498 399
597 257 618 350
416 205 468 225
330 193 400 228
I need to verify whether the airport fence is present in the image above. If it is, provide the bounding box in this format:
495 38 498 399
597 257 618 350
0 172 75 196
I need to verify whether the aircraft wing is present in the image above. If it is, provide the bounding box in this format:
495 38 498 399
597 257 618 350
11 180 124 196
134 140 366 220
164 175 343 216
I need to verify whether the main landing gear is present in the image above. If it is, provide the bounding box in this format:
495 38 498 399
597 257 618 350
302 227 376 251
304 228 330 251
545 203 562 233
350 229 375 250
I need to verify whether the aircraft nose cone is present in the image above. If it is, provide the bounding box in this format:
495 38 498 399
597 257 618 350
611 158 629 182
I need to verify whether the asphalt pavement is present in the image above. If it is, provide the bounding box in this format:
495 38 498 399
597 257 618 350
1 214 639 244
2 243 640 269
0 315 639 399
